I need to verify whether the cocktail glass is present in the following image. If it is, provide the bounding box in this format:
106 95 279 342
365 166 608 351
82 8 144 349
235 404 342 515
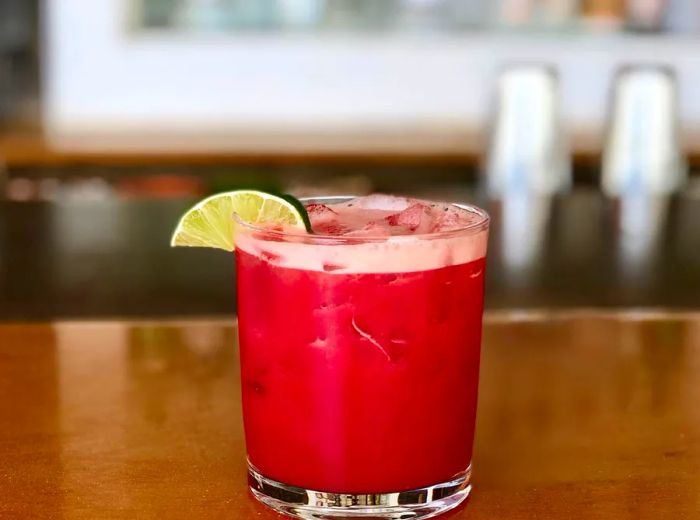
234 196 489 519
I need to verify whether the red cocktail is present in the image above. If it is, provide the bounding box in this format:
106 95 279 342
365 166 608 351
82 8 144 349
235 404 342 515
234 195 489 519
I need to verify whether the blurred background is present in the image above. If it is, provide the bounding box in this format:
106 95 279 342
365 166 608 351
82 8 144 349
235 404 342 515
1 0 700 319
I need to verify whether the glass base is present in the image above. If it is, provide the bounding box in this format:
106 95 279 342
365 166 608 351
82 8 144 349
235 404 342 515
248 463 471 519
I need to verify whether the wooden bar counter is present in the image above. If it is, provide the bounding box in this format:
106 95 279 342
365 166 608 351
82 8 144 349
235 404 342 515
2 313 699 518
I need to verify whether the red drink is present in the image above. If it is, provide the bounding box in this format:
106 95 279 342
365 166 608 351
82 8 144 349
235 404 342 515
234 195 489 519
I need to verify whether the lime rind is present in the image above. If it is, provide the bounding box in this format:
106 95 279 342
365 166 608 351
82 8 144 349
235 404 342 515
279 193 313 232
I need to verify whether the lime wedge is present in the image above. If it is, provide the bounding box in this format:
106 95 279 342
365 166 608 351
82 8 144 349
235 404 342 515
170 190 309 251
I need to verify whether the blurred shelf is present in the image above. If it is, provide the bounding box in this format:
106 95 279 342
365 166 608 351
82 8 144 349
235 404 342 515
0 127 487 167
6 126 700 170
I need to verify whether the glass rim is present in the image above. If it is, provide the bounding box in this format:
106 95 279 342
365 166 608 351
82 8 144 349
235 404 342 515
232 195 490 244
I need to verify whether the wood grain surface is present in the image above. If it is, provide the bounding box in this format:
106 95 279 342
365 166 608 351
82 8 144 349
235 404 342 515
1 314 699 519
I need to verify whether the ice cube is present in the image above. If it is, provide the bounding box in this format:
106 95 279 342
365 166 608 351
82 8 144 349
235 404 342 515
306 203 346 235
351 194 411 211
305 195 475 237
385 203 435 234
305 203 338 217
313 222 349 236
344 221 392 238
431 206 477 232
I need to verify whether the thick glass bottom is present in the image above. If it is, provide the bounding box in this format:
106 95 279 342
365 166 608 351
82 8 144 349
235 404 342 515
248 463 471 519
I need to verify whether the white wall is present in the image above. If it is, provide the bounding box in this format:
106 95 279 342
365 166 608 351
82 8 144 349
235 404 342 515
43 0 700 153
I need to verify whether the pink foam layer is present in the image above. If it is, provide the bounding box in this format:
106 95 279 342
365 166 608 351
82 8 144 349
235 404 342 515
235 230 488 274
